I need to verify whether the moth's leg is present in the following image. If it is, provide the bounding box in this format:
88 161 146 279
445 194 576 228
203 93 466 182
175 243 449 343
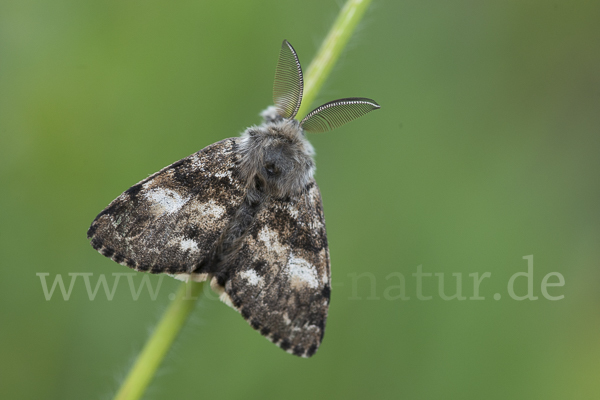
260 106 283 124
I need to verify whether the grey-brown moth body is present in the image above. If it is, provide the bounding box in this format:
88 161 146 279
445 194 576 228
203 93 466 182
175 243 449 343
88 40 380 357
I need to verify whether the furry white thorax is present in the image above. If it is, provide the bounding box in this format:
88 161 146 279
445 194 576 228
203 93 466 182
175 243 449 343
238 116 316 199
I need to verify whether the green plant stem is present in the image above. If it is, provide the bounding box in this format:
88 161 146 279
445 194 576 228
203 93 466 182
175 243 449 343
111 1 372 399
113 280 204 400
296 0 374 119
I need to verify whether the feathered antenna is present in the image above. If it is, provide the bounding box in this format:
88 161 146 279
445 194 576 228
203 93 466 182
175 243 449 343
273 41 380 132
273 40 304 120
300 97 380 133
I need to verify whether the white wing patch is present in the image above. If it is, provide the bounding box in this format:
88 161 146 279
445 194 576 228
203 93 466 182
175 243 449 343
258 226 287 256
195 199 226 219
179 238 199 252
285 203 299 219
240 269 264 286
144 187 190 214
213 169 235 183
286 254 319 289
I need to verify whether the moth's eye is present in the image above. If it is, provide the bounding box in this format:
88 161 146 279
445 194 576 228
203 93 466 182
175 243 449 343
264 162 280 177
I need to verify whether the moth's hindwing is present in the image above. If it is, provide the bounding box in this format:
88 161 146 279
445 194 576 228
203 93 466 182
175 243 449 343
87 138 246 275
219 180 331 358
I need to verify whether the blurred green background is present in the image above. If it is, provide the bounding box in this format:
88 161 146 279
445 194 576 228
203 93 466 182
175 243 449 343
2 0 599 399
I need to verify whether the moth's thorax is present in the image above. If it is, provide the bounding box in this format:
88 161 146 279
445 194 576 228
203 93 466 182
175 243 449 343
238 118 316 199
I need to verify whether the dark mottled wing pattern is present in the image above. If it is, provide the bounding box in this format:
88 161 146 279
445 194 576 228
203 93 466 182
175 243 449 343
218 180 330 358
87 138 246 275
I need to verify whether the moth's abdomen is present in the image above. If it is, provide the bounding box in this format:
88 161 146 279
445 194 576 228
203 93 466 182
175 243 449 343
87 138 246 274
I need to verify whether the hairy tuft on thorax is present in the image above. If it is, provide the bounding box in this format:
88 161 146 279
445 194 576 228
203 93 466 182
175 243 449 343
238 118 316 200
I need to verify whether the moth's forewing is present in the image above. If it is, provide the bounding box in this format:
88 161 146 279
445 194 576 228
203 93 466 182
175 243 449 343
88 139 246 274
215 180 331 358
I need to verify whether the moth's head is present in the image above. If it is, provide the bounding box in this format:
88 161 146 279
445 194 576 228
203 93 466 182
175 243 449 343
239 39 380 199
239 119 315 198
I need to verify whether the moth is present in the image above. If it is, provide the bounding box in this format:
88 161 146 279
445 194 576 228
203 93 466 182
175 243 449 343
88 40 379 357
